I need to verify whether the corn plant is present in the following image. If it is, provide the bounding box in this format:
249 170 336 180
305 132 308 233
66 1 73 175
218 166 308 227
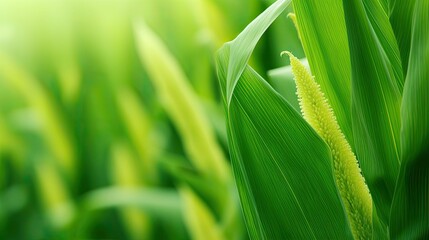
216 0 428 239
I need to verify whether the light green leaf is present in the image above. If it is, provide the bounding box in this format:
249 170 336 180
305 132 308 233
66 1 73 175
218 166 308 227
180 186 225 240
134 21 230 184
224 0 291 106
0 52 76 180
81 187 181 221
342 0 402 224
292 0 354 148
390 0 429 238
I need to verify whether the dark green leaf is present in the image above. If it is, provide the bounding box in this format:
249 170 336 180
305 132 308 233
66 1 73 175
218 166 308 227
390 0 429 238
389 0 417 76
342 0 402 224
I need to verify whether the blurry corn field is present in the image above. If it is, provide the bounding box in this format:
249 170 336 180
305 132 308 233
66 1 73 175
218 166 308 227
0 0 303 239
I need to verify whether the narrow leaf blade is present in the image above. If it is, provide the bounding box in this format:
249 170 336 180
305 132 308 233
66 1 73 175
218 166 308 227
342 0 402 223
390 0 429 237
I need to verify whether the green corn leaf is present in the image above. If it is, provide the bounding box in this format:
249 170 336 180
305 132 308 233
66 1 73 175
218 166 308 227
160 156 229 216
110 142 151 240
160 155 245 240
216 1 353 237
372 202 388 239
0 53 76 180
390 0 429 238
292 0 354 148
35 159 76 229
81 187 182 222
224 0 290 107
116 87 160 183
134 20 230 184
217 47 352 239
342 0 402 224
362 0 404 90
389 0 417 75
378 0 390 14
285 51 372 239
180 186 225 240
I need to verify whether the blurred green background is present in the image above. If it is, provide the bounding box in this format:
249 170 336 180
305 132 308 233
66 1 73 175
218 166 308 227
0 0 303 239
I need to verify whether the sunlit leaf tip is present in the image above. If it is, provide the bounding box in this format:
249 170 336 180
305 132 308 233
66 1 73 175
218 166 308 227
287 13 301 40
283 51 373 239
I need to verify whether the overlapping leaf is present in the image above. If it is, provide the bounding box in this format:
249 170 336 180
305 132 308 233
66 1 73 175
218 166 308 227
292 0 354 148
389 0 417 75
216 1 353 238
390 0 429 238
342 0 402 224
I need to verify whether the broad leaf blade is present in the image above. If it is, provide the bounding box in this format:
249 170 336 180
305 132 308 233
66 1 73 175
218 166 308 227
342 0 402 223
292 0 354 148
217 46 352 239
390 0 429 238
362 0 404 90
216 1 353 236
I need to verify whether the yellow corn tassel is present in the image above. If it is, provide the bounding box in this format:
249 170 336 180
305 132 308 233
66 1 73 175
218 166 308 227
283 51 372 239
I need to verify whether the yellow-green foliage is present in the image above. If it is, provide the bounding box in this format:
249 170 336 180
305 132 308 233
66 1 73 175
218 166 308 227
284 51 373 239
0 53 76 179
287 13 301 41
35 159 75 229
111 142 151 240
180 186 225 240
135 21 230 184
116 87 160 183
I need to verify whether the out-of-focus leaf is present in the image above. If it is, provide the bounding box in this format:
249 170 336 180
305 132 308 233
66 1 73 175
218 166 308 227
78 187 186 240
110 142 150 240
0 53 76 179
35 159 76 229
81 187 181 221
0 185 27 222
390 0 429 238
116 88 159 183
342 0 402 224
134 21 230 184
180 186 225 240
160 156 228 215
160 155 245 240
216 1 353 237
267 58 309 112
292 0 354 147
389 0 417 75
